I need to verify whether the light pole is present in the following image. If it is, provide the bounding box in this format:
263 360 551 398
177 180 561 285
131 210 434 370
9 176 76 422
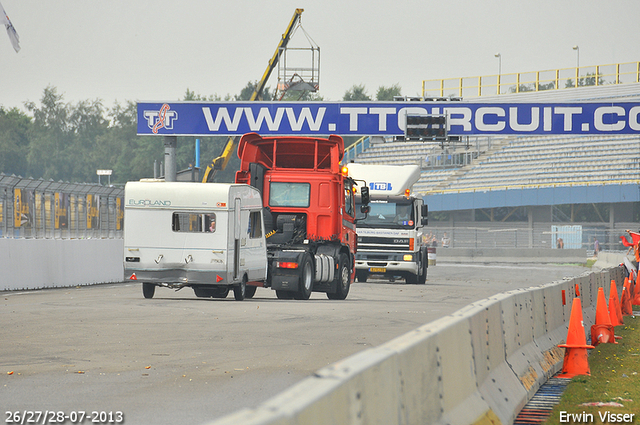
572 45 579 87
494 53 501 94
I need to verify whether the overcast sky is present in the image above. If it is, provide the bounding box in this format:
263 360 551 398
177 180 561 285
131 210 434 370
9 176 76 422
1 0 639 111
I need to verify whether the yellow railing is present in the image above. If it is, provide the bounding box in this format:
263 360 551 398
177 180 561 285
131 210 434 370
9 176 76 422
420 179 640 196
422 61 640 98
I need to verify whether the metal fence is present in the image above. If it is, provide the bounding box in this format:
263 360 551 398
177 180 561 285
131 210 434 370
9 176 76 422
0 174 124 239
425 222 638 254
422 61 640 98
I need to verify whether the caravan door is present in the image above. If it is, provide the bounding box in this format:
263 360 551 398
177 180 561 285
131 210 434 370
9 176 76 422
233 198 241 280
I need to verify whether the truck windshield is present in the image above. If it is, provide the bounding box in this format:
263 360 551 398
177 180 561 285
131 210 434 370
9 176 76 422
356 200 414 229
269 182 311 208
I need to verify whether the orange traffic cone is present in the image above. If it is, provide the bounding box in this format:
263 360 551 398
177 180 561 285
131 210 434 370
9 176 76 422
634 273 640 306
559 297 595 378
590 287 618 346
621 282 633 316
609 280 624 326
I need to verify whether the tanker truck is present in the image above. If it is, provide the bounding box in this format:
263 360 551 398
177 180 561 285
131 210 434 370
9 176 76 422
344 163 428 284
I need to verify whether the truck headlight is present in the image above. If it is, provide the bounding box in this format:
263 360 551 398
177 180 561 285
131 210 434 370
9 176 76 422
403 254 413 261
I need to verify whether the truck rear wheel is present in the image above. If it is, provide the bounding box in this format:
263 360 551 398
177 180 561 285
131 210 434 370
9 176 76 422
142 283 155 299
276 290 294 299
294 254 313 300
245 286 257 299
327 253 350 300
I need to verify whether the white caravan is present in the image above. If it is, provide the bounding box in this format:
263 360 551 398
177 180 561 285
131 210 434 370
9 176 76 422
123 181 267 300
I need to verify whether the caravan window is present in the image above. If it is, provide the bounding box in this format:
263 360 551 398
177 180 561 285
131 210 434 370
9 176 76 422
172 212 216 233
248 211 262 239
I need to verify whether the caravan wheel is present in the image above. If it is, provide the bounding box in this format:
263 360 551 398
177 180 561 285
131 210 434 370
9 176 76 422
234 276 247 301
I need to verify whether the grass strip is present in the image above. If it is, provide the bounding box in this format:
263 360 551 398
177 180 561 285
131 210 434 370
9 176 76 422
544 311 639 424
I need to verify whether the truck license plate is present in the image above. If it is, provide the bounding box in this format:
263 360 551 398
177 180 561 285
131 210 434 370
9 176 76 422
370 267 386 273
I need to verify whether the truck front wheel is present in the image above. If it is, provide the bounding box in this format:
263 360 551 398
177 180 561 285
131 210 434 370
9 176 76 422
418 249 427 285
327 253 350 300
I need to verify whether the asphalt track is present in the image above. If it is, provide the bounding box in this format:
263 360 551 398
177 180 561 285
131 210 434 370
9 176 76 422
1 263 586 425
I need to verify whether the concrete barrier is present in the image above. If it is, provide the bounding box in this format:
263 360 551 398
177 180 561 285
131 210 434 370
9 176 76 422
0 238 124 291
593 251 631 269
436 248 586 264
206 266 624 425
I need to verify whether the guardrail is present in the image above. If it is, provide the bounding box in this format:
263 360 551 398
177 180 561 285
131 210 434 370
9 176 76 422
420 178 640 196
343 136 371 164
206 266 624 425
422 61 640 98
0 173 124 239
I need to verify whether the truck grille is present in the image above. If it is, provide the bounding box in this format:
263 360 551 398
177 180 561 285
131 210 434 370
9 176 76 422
357 236 411 251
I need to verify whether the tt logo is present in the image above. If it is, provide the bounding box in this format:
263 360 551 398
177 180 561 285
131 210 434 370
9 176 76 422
143 103 179 134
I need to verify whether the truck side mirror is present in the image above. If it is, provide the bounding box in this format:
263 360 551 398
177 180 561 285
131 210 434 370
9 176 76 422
360 186 370 205
421 204 428 226
360 205 371 214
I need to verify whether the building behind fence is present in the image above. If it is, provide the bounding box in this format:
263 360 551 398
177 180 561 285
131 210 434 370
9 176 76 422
0 174 123 239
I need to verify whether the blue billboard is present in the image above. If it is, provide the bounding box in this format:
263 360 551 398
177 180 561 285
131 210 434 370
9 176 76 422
137 101 640 136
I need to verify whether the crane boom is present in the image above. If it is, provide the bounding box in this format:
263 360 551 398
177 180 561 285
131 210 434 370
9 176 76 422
202 8 304 183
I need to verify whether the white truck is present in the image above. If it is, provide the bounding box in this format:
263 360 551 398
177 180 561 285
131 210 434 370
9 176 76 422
345 163 428 284
123 181 267 300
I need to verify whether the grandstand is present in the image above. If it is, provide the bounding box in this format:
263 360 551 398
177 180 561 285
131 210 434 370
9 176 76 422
434 134 640 192
347 67 640 253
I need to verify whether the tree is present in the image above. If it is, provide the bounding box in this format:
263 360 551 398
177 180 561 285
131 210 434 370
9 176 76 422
25 86 73 180
67 99 109 181
565 72 605 88
343 84 371 101
96 101 156 184
376 84 402 101
0 107 31 176
509 84 535 93
183 88 221 101
235 81 273 101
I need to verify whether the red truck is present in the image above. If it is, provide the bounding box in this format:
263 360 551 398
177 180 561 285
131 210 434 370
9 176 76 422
235 132 369 300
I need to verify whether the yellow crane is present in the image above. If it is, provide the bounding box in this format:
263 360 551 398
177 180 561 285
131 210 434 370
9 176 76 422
201 8 305 183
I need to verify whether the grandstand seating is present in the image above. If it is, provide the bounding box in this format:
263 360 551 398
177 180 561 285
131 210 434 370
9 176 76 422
349 83 640 195
351 134 640 194
442 135 640 192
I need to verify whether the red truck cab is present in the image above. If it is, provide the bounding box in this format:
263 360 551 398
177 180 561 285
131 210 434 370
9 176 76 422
235 133 361 299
